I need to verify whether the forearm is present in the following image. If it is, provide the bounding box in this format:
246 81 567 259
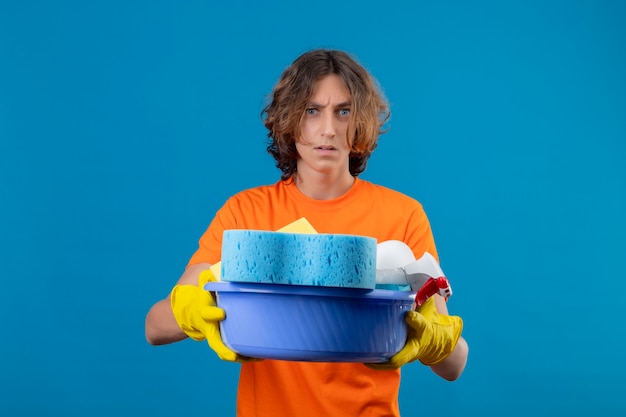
430 336 468 381
145 263 212 345
145 297 187 345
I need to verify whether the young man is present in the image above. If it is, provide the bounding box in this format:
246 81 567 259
145 49 469 416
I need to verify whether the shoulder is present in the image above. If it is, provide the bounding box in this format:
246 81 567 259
221 181 289 215
227 181 283 202
358 179 425 209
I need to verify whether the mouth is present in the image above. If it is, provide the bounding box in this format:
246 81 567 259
315 145 336 151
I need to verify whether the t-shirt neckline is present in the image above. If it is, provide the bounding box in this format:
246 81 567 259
282 177 366 211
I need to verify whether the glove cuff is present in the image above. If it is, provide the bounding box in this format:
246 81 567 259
419 315 463 366
170 285 206 341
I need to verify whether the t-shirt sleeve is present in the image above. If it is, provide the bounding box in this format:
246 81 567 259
186 197 239 268
404 201 440 264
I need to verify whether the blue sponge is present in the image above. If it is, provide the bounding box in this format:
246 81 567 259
221 230 377 289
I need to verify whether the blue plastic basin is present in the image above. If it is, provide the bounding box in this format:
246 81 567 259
204 281 415 363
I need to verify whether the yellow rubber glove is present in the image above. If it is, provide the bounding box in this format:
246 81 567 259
170 269 256 362
368 297 463 370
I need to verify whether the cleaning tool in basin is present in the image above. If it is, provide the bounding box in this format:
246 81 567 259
375 240 453 306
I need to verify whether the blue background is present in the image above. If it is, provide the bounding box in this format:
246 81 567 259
1 0 625 415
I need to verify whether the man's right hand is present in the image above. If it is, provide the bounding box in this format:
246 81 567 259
170 270 258 362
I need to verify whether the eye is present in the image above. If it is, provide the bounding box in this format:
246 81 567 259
305 108 318 115
338 109 350 117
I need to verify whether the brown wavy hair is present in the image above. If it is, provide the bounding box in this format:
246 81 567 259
262 49 390 181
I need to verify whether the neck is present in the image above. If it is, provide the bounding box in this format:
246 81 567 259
293 170 355 200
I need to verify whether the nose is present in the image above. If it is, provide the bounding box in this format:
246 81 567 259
321 112 336 138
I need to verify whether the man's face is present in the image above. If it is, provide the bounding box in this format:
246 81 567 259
296 74 354 177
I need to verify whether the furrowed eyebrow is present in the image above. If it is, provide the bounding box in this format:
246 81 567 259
307 101 352 109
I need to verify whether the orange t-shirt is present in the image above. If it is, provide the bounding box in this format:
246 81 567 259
188 178 438 417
